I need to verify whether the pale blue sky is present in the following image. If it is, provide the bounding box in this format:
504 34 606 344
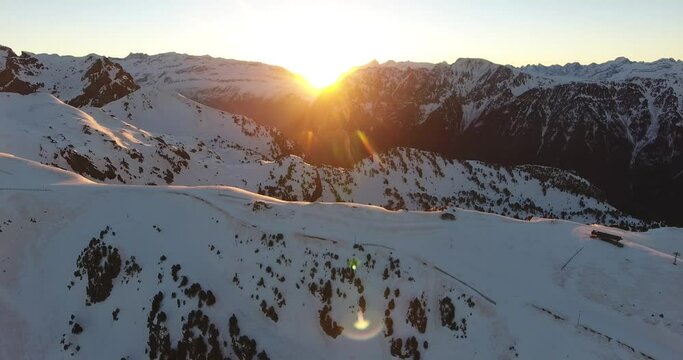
2 0 682 83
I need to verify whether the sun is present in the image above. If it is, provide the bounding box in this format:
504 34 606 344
302 68 342 90
237 2 369 92
294 64 355 91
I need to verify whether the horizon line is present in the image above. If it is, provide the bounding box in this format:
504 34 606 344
2 43 682 72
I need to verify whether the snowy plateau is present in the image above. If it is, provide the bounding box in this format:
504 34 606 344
0 45 682 359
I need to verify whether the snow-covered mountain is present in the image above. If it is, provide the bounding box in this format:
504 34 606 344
116 52 312 101
1 154 681 359
0 90 292 184
520 57 683 85
302 58 683 225
306 57 682 163
1 45 678 226
0 90 647 229
0 45 313 116
0 45 139 107
114 52 313 130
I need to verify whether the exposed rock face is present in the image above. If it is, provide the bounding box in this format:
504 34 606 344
0 46 43 94
301 59 542 167
458 80 683 222
0 45 139 107
66 57 140 107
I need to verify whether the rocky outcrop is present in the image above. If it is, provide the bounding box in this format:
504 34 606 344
0 46 43 94
67 57 139 107
0 45 139 107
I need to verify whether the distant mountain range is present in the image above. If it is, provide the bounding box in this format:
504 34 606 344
303 57 683 226
1 45 680 227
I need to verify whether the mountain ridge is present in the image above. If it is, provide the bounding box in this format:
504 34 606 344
0 90 651 229
299 56 683 225
1 45 681 225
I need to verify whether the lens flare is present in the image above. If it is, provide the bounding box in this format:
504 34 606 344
353 311 370 330
356 130 376 156
348 258 359 271
342 307 384 341
303 130 314 153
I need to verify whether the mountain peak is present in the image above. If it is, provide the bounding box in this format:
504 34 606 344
124 52 149 59
454 57 494 65
0 44 17 57
612 56 632 63
378 60 437 70
363 59 380 67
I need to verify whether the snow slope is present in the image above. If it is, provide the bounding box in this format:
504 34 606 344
100 87 293 156
0 155 681 359
312 148 645 229
0 91 646 228
0 91 292 185
0 153 93 187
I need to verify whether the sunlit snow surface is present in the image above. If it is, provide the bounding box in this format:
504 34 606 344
0 154 682 359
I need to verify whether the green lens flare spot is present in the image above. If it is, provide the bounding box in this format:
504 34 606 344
348 258 359 271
